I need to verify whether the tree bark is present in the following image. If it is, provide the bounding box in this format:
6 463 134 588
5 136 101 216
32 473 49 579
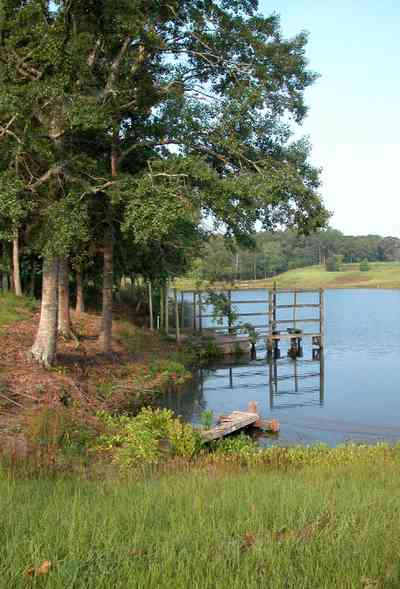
58 258 73 337
99 132 118 353
30 257 59 367
30 259 36 297
12 233 22 296
75 270 85 313
99 232 113 352
1 243 9 292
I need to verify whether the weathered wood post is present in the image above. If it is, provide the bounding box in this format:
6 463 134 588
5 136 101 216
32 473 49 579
293 290 297 330
228 289 233 335
174 288 180 342
180 291 185 330
267 288 273 357
193 291 197 331
165 281 170 335
319 288 325 350
199 291 203 332
148 281 154 331
159 286 164 331
272 282 280 358
319 350 325 405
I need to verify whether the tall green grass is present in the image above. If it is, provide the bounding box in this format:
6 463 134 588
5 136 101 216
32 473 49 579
1 463 400 588
0 293 37 328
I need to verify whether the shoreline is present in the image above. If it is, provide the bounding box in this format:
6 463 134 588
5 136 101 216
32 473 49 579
175 262 400 291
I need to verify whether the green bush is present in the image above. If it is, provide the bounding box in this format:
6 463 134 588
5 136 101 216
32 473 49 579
200 409 214 429
325 255 343 272
214 433 259 457
96 407 202 468
359 258 370 272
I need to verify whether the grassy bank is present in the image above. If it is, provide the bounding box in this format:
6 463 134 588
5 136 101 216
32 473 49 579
2 458 400 588
0 292 37 329
176 261 400 291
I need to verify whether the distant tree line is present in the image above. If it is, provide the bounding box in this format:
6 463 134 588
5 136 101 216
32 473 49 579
187 229 400 282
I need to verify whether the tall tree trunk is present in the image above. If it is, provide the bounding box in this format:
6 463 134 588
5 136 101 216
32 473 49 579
99 133 117 353
30 259 36 297
13 232 22 296
58 258 72 338
30 257 59 367
75 270 85 313
99 232 113 352
1 243 9 292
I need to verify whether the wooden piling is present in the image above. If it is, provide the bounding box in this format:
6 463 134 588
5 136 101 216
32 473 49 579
199 291 203 332
193 291 197 331
267 289 273 357
228 289 233 334
180 291 185 329
165 281 169 334
319 289 325 349
174 288 180 342
148 281 154 331
159 286 164 330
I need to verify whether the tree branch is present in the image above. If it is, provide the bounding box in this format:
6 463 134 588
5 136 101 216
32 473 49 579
104 36 131 97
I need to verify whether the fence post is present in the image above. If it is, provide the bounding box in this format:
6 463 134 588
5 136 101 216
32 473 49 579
160 286 164 331
148 281 154 331
180 291 184 330
319 288 325 349
193 291 197 331
228 289 232 335
165 280 170 335
267 288 273 357
174 288 180 342
199 291 203 333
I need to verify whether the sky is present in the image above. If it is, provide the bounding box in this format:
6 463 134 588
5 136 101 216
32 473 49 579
259 0 400 237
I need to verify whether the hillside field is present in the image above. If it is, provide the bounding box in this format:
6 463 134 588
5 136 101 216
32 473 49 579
176 262 400 291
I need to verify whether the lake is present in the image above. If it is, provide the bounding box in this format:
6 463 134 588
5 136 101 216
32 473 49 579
161 288 400 446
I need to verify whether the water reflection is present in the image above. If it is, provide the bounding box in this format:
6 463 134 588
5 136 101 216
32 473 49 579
161 289 400 445
161 352 325 425
268 355 324 410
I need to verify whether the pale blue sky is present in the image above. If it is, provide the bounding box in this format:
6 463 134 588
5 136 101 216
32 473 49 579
260 0 400 236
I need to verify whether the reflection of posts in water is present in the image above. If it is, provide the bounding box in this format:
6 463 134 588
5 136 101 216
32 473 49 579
294 358 298 393
200 366 204 398
268 351 325 410
268 354 279 409
319 350 325 405
229 367 233 388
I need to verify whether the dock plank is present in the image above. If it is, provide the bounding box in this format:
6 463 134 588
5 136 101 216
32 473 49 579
201 410 259 441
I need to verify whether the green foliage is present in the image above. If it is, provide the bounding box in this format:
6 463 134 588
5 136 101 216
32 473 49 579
200 410 214 430
0 0 329 288
325 255 343 272
360 258 370 272
240 322 258 345
179 229 400 285
206 292 238 327
0 293 37 327
19 406 99 473
4 460 400 587
182 339 224 366
214 433 259 456
96 407 202 468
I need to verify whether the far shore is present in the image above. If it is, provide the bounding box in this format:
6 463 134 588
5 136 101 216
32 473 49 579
175 261 400 291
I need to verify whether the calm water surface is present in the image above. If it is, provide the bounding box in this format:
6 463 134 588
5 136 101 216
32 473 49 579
161 289 400 445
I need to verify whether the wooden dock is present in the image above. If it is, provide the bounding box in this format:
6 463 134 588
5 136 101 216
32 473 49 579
200 401 279 441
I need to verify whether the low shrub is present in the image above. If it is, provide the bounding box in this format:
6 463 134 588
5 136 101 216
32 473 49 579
360 258 370 272
325 255 343 272
214 433 259 457
96 407 202 468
